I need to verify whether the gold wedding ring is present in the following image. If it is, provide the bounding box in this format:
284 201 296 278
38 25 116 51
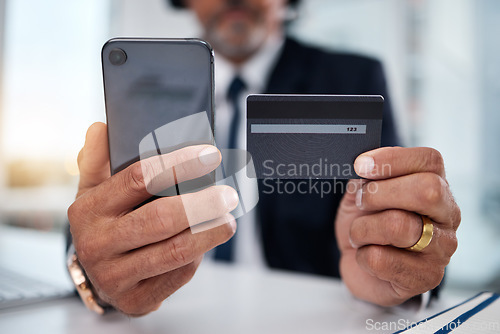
406 215 434 252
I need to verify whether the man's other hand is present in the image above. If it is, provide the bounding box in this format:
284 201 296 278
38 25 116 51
335 147 461 306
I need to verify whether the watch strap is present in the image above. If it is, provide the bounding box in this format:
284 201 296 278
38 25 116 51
66 244 113 315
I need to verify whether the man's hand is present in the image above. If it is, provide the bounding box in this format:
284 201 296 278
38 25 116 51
68 122 238 316
335 147 461 306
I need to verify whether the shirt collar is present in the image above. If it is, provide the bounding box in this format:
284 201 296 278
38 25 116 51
215 32 285 100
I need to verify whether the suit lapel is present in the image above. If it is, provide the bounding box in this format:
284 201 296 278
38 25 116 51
264 38 309 94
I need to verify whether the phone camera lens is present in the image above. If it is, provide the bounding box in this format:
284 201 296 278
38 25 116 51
109 48 127 66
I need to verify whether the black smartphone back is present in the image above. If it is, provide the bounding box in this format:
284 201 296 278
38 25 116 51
102 38 215 176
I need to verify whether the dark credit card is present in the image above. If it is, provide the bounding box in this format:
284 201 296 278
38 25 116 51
246 94 383 179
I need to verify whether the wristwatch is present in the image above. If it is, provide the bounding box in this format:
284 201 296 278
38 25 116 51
66 244 112 315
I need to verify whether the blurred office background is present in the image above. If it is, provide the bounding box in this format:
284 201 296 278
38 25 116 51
0 0 498 292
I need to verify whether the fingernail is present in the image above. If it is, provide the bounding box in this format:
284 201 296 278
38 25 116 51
222 187 239 211
355 188 363 209
354 156 375 176
349 237 359 249
198 146 220 166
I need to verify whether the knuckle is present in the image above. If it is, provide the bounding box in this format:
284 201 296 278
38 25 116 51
167 235 193 266
67 195 96 226
419 173 445 205
152 200 177 235
128 162 148 194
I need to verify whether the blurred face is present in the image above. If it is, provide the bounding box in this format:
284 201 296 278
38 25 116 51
185 0 287 64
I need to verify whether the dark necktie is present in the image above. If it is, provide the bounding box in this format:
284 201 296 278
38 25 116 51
227 76 246 150
214 76 246 262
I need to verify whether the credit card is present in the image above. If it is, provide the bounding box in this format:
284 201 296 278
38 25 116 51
246 95 383 179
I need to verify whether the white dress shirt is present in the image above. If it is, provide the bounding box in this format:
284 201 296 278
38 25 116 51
213 32 285 268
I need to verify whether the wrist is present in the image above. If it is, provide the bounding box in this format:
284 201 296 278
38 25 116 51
66 244 114 315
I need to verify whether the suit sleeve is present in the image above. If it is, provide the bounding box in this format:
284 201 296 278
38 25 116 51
65 223 72 253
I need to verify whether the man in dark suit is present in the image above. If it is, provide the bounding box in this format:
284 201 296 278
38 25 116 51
67 0 461 316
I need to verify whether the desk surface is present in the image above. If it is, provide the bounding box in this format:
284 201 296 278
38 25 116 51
0 225 470 334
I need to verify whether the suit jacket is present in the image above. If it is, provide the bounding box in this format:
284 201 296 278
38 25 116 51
256 37 399 278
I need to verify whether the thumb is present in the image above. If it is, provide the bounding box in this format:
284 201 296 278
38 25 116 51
77 122 110 197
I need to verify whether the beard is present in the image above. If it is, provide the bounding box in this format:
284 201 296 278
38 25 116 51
203 2 269 62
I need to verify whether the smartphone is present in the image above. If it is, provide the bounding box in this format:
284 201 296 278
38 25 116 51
102 38 215 195
101 38 214 196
